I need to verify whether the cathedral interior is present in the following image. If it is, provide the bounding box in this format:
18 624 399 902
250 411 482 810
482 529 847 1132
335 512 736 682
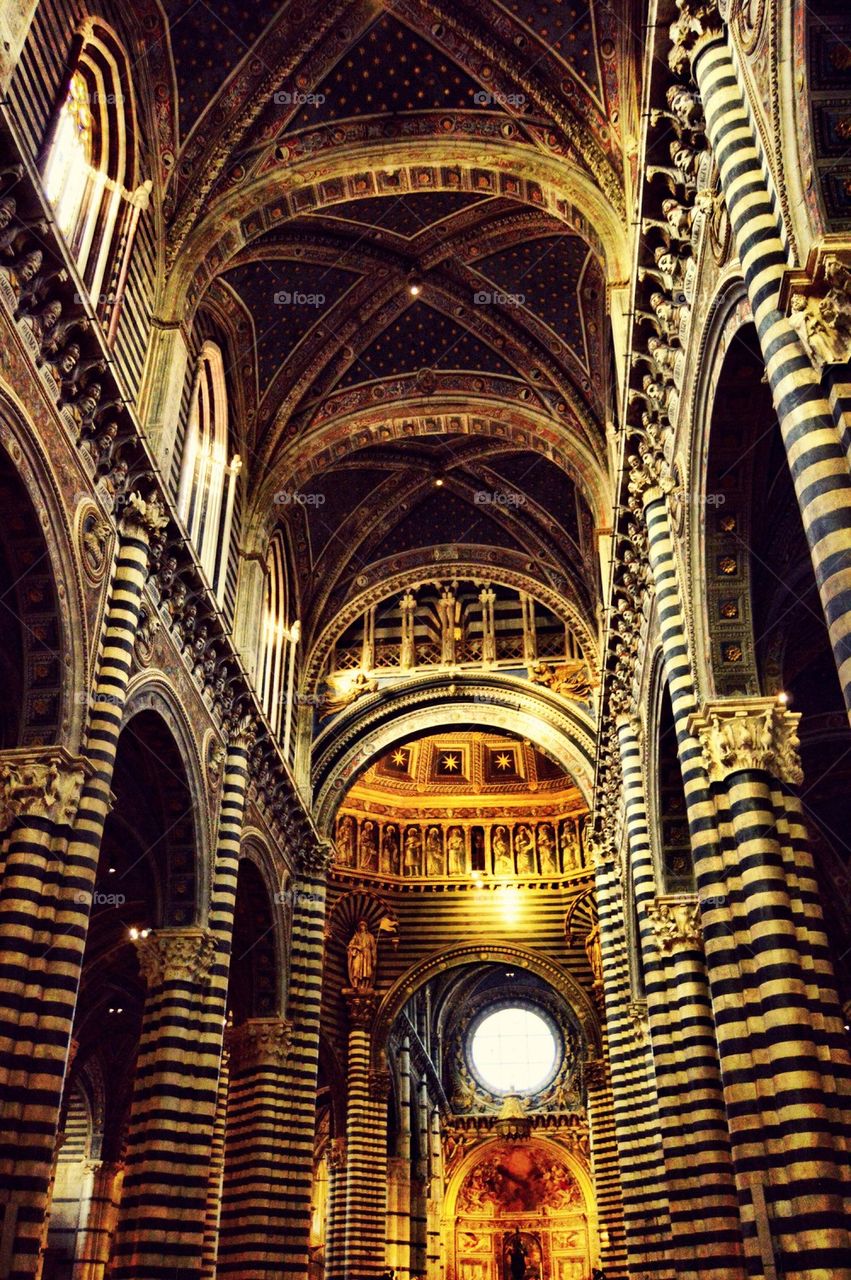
0 1 850 1278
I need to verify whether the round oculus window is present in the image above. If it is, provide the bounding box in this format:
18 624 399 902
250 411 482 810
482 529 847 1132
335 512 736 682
469 1004 560 1095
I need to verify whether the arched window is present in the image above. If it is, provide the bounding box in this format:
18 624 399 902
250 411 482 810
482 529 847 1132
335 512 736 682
176 342 241 601
258 532 298 749
41 24 145 327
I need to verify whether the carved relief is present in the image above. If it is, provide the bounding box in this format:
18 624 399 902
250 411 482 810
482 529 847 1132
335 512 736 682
0 751 87 829
689 699 803 785
646 899 702 952
133 927 218 989
226 1017 292 1069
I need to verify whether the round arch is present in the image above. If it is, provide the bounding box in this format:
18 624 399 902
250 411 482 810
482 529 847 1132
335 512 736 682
372 941 602 1073
165 140 630 326
302 562 600 695
238 832 289 1017
254 395 611 531
120 675 209 921
684 271 755 705
444 1130 596 1222
310 675 596 830
0 385 91 748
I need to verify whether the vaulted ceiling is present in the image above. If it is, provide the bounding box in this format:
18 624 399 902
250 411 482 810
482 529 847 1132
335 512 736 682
137 0 639 655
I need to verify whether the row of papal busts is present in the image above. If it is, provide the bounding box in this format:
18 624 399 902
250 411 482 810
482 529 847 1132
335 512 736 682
334 813 587 877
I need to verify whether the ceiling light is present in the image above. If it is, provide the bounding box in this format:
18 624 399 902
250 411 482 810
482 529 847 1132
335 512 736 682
407 268 423 297
434 477 444 487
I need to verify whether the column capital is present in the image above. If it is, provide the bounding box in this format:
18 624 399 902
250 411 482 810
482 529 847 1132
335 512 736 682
299 837 335 878
615 712 643 743
688 697 803 785
669 0 724 74
646 896 702 952
225 1016 292 1069
344 987 378 1028
133 926 218 989
368 1068 392 1103
119 491 169 541
0 746 91 828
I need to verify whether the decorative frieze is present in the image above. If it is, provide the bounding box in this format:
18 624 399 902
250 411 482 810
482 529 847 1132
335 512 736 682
688 698 803 785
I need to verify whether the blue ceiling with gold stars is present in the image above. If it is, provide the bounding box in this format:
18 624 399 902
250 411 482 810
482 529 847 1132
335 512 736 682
287 12 505 131
312 193 489 240
164 0 274 142
337 302 517 386
222 259 359 392
369 491 527 559
473 236 601 362
495 1 603 101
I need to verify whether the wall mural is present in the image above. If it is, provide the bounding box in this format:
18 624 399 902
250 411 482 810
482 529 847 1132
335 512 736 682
452 1142 589 1280
334 812 587 878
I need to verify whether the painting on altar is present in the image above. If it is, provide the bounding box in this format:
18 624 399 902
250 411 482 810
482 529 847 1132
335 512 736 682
457 1144 581 1216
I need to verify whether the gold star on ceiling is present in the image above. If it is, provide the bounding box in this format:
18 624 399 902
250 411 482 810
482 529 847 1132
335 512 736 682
391 748 407 766
495 752 513 770
441 753 460 772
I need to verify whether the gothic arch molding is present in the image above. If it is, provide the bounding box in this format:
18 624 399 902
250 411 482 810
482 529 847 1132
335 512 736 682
302 561 599 696
0 385 90 749
372 942 603 1074
164 140 630 325
311 674 596 830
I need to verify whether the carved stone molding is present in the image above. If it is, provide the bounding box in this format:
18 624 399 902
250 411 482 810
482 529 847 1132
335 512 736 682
134 927 218 989
0 747 90 829
688 698 803 785
646 897 702 952
226 1016 292 1069
344 988 378 1030
299 837 336 878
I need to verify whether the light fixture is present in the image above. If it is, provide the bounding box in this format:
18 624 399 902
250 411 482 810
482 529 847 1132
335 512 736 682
407 267 423 297
776 690 790 705
434 476 444 487
128 927 151 941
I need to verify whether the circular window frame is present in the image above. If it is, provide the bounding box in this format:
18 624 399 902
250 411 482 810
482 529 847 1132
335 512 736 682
466 999 563 1098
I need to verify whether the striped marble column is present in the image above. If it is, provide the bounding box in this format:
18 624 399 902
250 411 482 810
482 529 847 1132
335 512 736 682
272 844 331 1276
689 21 851 717
688 699 851 1275
217 1017 293 1277
324 1137 347 1279
426 1105 442 1278
109 926 219 1279
110 713 255 1280
200 1037 229 1280
340 990 389 1279
616 715 744 1276
386 1036 411 1274
588 835 675 1278
0 493 166 1280
585 1054 629 1278
74 1160 123 1280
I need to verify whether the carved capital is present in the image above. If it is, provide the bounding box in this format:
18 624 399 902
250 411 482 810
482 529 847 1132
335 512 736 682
369 1068 392 1103
344 988 378 1029
688 698 803 785
0 748 90 829
119 491 169 541
646 897 702 952
583 1058 607 1089
229 713 257 754
299 838 335 878
134 927 218 989
226 1016 292 1069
